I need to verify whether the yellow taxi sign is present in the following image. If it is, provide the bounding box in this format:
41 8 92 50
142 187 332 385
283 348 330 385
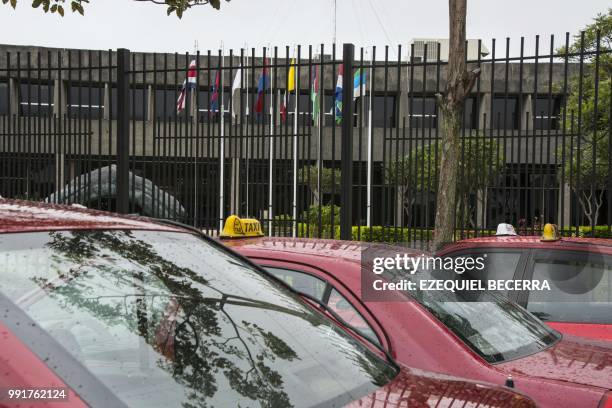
220 215 264 239
541 223 560 242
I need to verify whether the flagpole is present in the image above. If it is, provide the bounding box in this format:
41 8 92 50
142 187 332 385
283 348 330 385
292 46 298 238
366 46 373 228
219 42 225 232
245 43 250 216
269 46 275 236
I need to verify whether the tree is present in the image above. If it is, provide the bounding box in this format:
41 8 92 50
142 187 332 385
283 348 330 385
388 136 503 230
2 0 228 18
433 0 480 251
557 9 611 227
298 165 341 205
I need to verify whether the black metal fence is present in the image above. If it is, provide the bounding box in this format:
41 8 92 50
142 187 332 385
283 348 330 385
0 34 610 247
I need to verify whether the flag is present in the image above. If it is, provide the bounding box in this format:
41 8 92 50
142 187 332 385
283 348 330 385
311 66 320 125
176 59 197 113
231 67 242 118
353 68 366 99
280 59 296 124
255 61 270 114
210 69 221 115
280 91 288 123
334 64 344 124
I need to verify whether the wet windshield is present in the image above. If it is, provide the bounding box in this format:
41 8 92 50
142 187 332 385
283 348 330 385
382 265 560 363
0 230 396 408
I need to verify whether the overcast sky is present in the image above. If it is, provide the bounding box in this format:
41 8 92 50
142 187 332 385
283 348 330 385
0 0 609 58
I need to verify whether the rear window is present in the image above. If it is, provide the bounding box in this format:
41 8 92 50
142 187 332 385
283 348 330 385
0 230 396 408
527 252 612 324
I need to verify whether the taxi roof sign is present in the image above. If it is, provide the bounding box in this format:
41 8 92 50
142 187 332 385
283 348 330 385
541 223 560 242
495 223 518 236
220 215 264 239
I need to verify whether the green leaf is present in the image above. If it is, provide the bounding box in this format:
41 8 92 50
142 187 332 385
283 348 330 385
9 0 16 9
42 0 49 12
166 5 175 15
209 0 220 9
32 0 43 7
50 3 57 12
57 4 64 16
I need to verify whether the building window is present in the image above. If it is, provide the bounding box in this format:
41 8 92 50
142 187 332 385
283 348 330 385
366 95 396 128
463 97 478 129
0 82 8 115
408 96 436 129
19 83 54 116
491 97 519 130
111 87 148 121
153 88 177 120
533 96 561 130
68 85 104 119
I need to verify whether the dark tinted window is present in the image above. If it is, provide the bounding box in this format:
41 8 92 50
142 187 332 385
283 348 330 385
463 97 478 129
491 97 519 129
0 230 396 407
409 96 436 129
371 95 396 128
533 97 561 130
527 253 612 324
19 83 54 116
67 86 104 119
111 87 148 120
0 82 8 115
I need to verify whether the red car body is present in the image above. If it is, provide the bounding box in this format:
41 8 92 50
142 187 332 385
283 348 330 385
0 200 536 408
438 236 612 341
226 237 612 408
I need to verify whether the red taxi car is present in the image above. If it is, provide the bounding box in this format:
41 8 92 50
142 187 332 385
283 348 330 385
0 200 536 408
437 225 612 341
223 225 612 408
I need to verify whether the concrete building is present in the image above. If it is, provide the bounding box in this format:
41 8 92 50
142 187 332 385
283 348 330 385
0 43 602 231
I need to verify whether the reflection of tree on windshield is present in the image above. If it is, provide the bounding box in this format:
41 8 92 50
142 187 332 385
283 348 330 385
39 230 302 407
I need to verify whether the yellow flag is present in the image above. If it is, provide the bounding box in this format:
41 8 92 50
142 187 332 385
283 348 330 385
287 59 296 92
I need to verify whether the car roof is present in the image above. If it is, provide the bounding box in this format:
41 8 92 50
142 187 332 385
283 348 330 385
0 199 187 234
440 235 612 255
223 236 428 263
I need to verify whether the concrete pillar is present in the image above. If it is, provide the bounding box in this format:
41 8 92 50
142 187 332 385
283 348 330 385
53 79 67 117
558 182 571 229
146 85 154 122
55 153 65 195
521 94 532 131
230 157 241 215
478 93 491 130
103 83 111 120
395 187 405 227
8 78 19 116
476 189 487 228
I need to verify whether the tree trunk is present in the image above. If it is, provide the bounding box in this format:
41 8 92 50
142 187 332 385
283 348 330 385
432 0 480 251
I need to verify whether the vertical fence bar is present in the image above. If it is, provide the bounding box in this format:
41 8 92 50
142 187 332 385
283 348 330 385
340 43 355 240
116 48 130 214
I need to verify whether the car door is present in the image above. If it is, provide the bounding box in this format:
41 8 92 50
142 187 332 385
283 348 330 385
250 259 387 349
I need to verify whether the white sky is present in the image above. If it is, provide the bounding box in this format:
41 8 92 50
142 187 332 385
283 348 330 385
0 0 609 58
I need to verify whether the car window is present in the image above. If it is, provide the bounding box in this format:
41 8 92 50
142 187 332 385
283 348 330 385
458 251 522 296
0 230 397 408
265 266 327 300
527 254 612 324
264 267 381 346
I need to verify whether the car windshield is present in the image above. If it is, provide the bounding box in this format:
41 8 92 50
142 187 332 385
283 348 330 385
381 265 560 363
0 230 396 408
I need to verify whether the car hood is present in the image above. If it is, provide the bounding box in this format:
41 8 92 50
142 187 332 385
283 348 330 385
346 364 535 407
499 334 612 390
